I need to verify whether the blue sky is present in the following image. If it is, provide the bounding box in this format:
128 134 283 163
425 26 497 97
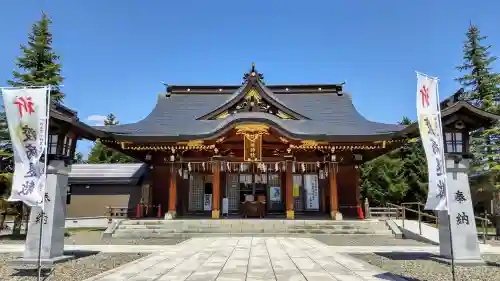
1 0 500 156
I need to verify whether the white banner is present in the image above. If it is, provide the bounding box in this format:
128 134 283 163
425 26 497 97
304 174 319 210
416 73 448 211
1 87 49 207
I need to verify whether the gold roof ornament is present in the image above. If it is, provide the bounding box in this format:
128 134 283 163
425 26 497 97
235 123 269 135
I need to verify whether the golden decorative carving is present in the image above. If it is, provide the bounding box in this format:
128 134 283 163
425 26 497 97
234 124 269 134
276 110 292 119
244 88 261 101
279 137 289 144
215 111 230 119
235 123 269 162
209 88 297 120
177 140 204 147
216 137 226 143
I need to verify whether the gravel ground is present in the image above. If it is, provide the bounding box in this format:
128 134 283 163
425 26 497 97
0 230 188 245
0 252 148 281
313 234 431 246
352 252 500 281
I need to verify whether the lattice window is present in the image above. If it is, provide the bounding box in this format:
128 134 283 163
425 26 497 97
255 173 268 184
293 174 304 211
240 174 253 184
188 174 204 211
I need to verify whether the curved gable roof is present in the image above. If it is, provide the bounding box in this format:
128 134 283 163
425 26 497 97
94 89 404 141
93 65 404 141
197 80 310 120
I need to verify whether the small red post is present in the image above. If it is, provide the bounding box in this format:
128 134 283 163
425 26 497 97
157 204 162 218
136 204 141 218
358 204 365 220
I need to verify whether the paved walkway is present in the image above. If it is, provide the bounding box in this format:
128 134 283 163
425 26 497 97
82 237 406 281
2 240 499 254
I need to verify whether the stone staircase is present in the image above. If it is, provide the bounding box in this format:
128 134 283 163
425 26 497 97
111 219 392 239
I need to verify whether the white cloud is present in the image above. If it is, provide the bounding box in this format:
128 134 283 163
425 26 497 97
86 115 107 126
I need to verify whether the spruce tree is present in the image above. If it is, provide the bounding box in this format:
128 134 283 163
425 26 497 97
87 114 136 164
455 23 500 214
455 23 500 109
8 12 64 102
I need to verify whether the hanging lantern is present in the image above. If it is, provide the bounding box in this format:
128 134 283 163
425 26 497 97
178 168 182 177
202 162 206 171
292 163 296 173
188 162 192 172
226 162 231 171
275 162 279 172
301 162 306 173
316 161 320 168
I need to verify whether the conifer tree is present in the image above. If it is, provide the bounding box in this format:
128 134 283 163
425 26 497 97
8 12 64 102
87 114 136 164
455 23 500 109
455 23 500 214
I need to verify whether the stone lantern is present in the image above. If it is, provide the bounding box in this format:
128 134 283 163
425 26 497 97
436 91 500 265
15 103 100 265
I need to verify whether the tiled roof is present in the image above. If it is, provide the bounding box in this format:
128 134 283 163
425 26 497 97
94 80 405 140
68 163 147 185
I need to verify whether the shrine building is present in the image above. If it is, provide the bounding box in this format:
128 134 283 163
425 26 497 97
90 64 414 219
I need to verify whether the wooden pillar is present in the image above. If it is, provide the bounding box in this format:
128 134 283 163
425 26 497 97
212 160 221 219
329 163 342 220
285 159 294 219
166 163 177 219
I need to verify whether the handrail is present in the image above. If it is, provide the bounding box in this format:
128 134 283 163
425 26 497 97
402 202 491 223
390 202 495 244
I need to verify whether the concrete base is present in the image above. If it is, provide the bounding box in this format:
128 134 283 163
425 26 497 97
164 212 176 220
286 210 295 219
211 210 220 219
11 255 74 266
331 211 343 220
431 256 485 266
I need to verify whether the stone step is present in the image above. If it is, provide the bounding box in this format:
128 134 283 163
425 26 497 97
111 231 390 238
117 225 386 231
119 219 383 226
111 219 391 239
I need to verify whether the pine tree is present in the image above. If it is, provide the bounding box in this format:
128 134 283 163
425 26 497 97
8 12 64 102
398 116 413 125
87 114 136 164
455 23 500 109
455 23 500 215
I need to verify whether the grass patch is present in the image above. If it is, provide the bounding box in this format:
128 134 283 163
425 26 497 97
65 227 106 233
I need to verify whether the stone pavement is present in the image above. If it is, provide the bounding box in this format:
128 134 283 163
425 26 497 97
83 237 407 281
2 240 500 255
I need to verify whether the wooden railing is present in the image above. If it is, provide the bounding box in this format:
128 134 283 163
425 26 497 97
369 202 496 244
